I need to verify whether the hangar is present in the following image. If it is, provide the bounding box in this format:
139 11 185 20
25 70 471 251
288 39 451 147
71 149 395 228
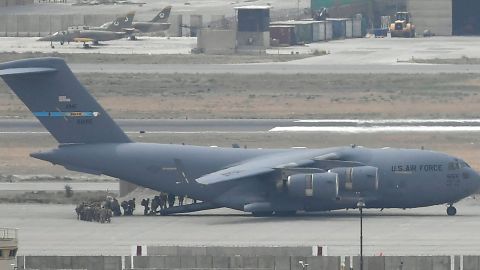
311 0 480 36
408 0 480 36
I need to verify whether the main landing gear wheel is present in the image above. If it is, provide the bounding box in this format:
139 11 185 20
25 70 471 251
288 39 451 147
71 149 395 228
252 211 274 217
275 211 297 216
447 205 457 216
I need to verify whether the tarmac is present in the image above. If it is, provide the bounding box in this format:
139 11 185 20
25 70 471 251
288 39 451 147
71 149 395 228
0 198 479 256
2 36 480 74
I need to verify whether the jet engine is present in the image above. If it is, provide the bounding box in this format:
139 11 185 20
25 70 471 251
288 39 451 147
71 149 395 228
287 172 338 200
328 166 378 192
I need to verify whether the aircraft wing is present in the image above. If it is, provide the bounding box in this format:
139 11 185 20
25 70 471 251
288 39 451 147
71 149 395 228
196 150 366 185
73 37 94 43
196 154 317 185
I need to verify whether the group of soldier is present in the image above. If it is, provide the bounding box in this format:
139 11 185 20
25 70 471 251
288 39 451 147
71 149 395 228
140 192 190 216
75 193 192 222
75 201 113 223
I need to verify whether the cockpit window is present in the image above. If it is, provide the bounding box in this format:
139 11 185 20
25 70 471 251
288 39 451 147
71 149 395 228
449 160 470 170
461 161 470 168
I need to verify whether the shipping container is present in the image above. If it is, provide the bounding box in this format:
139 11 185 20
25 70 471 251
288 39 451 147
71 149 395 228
353 18 362 38
270 25 295 46
271 21 314 44
308 21 329 42
325 20 333 40
345 18 353 38
327 18 346 39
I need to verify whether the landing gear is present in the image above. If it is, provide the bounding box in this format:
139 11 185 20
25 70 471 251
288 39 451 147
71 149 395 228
447 205 457 216
251 211 274 217
275 211 297 216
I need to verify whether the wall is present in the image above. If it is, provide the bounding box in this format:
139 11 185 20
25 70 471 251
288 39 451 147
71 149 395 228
0 14 120 37
147 245 314 256
14 255 480 270
127 255 340 270
17 256 122 270
407 0 452 36
197 29 236 54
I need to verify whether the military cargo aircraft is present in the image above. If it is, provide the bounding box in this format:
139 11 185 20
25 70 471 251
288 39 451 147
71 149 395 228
1 58 479 217
38 12 135 48
132 6 171 33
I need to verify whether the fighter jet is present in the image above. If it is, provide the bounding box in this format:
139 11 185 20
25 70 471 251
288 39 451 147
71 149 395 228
1 57 480 217
132 6 171 33
38 12 135 47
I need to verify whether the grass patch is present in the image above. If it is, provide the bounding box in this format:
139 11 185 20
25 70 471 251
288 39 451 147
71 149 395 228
406 56 480 65
0 190 117 204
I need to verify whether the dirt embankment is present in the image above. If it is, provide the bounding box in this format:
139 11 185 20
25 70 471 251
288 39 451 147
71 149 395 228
0 52 311 65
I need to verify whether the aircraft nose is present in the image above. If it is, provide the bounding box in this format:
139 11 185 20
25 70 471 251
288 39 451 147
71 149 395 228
469 168 480 192
38 35 52 41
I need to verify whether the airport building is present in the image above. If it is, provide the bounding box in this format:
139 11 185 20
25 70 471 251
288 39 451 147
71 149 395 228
311 0 480 36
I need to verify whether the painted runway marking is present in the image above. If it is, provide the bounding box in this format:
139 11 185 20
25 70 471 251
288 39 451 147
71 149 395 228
294 119 480 124
269 126 480 133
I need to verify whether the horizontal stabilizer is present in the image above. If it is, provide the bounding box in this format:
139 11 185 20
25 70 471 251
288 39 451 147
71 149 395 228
0 67 56 77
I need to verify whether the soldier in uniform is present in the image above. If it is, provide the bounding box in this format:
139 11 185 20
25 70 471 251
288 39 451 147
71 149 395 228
178 195 185 206
121 200 129 215
128 198 136 215
141 198 150 215
150 196 160 215
75 202 85 220
159 192 168 210
167 193 175 208
111 198 122 216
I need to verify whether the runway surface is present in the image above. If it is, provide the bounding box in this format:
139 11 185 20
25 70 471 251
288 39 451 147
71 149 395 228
3 119 480 134
1 198 479 256
69 62 480 74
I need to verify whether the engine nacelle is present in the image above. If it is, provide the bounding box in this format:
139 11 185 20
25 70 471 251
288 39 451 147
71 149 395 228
287 172 339 200
328 166 379 192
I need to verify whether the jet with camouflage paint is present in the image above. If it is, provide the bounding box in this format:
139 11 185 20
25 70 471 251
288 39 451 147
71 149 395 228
38 12 135 48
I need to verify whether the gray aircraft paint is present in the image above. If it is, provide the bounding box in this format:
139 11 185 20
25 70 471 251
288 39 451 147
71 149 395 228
1 57 479 216
38 12 135 43
132 6 171 33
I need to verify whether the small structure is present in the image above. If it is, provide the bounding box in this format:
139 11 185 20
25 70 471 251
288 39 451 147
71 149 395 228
235 6 271 54
271 20 334 44
270 25 295 46
197 29 236 54
0 228 18 270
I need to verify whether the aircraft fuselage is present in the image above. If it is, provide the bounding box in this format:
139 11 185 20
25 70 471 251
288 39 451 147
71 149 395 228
32 144 480 212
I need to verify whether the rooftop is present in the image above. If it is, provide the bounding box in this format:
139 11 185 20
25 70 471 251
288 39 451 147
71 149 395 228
234 5 271 10
0 228 18 240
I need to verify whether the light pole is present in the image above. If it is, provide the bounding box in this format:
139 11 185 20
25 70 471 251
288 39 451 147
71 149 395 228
357 199 365 270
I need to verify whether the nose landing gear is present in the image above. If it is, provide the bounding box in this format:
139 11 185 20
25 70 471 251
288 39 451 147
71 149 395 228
447 204 457 216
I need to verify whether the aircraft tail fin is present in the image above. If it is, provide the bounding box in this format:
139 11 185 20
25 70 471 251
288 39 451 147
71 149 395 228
151 6 171 23
0 57 131 144
108 11 135 31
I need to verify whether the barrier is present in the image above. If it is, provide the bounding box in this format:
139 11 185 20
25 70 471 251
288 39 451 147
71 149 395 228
15 255 480 270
